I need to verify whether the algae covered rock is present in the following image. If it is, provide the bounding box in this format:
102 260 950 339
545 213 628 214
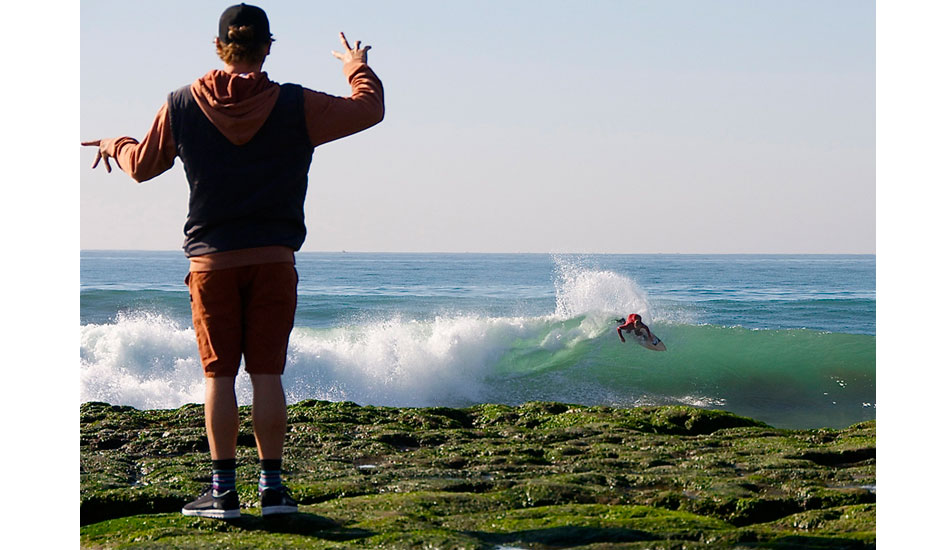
81 400 875 549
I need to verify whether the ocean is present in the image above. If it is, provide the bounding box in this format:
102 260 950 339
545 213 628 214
80 251 875 430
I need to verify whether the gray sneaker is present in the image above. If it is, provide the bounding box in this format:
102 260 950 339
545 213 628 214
260 486 298 516
182 487 240 519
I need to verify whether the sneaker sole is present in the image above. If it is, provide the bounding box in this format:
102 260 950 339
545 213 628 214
182 508 240 520
262 505 298 516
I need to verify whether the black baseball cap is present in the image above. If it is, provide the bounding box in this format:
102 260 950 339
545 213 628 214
218 3 271 44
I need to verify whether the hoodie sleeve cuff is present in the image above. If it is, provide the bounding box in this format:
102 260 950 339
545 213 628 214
342 60 370 80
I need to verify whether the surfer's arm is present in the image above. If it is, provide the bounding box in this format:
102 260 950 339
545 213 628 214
82 104 177 182
617 326 626 342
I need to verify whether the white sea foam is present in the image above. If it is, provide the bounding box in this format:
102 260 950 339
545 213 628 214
79 311 570 409
284 315 542 407
79 263 669 409
80 312 210 409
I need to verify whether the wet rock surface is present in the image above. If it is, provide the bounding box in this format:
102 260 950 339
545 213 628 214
81 400 875 549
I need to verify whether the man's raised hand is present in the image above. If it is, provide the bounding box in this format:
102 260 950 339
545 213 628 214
331 32 371 64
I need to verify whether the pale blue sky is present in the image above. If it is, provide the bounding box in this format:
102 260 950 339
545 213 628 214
79 0 875 253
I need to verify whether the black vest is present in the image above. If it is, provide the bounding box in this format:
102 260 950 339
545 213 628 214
168 83 314 257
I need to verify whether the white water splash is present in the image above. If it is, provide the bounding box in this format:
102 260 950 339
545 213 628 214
79 261 669 409
80 311 558 409
283 315 539 406
553 256 653 322
80 312 211 408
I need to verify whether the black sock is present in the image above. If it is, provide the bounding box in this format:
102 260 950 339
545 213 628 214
259 459 283 493
211 458 236 496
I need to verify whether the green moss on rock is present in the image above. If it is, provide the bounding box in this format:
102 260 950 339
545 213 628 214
81 401 875 549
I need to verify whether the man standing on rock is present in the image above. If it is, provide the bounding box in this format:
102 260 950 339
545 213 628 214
82 4 384 519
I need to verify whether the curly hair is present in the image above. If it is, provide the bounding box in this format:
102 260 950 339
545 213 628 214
216 25 274 65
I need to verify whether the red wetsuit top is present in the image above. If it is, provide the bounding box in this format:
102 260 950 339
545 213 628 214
619 314 641 329
617 314 650 341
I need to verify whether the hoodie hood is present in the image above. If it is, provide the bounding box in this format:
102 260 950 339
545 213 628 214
189 70 280 146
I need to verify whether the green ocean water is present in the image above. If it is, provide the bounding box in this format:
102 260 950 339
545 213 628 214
81 252 875 428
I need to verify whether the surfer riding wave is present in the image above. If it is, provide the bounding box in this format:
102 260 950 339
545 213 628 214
616 314 656 345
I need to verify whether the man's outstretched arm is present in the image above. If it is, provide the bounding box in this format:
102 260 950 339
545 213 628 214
81 104 177 182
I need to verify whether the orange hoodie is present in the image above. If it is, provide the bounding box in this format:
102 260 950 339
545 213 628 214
101 59 384 183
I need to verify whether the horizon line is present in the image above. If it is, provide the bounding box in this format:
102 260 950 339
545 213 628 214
78 248 876 256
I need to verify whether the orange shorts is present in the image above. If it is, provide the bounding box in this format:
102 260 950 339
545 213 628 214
186 262 298 378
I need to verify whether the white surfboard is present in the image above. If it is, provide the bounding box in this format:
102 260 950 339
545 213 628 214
635 332 667 352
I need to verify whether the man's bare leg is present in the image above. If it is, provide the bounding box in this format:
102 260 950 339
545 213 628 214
204 376 239 460
250 374 287 459
250 373 296 514
181 376 241 518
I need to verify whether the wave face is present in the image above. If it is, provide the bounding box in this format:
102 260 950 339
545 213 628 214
80 255 874 429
